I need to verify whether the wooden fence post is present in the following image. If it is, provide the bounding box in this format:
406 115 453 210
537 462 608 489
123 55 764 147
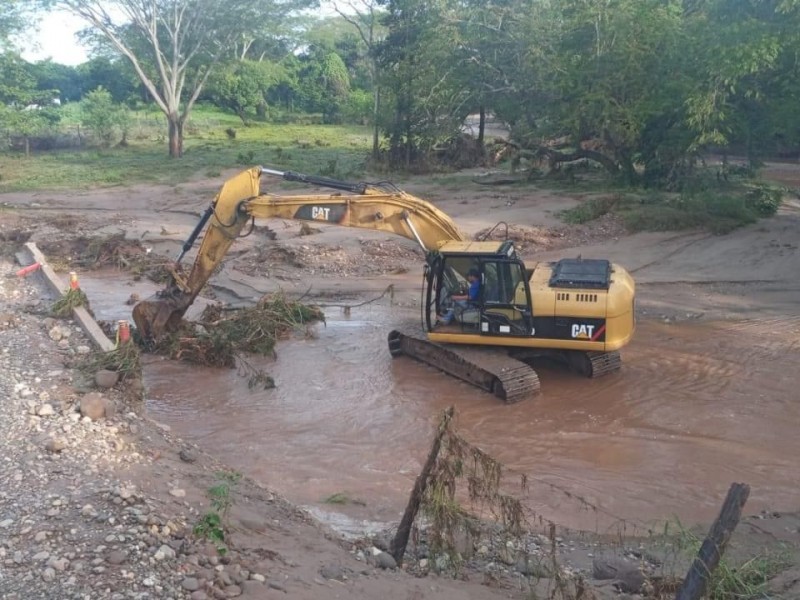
675 482 750 600
390 406 454 566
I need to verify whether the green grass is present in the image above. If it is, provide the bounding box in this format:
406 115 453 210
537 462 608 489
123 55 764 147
323 492 351 505
560 194 621 224
673 523 792 600
560 183 783 234
0 106 372 192
194 470 241 556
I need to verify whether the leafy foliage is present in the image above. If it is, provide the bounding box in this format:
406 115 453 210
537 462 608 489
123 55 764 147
206 60 286 124
45 0 312 157
194 471 241 555
80 86 129 146
320 52 350 124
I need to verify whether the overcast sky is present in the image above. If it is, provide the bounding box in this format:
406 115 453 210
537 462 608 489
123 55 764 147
21 3 347 66
21 10 91 66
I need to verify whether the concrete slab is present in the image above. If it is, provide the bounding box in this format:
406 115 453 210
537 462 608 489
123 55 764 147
20 242 116 352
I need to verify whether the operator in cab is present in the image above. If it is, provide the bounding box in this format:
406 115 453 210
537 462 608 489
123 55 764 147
439 267 481 325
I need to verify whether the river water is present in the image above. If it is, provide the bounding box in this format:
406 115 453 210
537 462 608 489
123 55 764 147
137 301 800 533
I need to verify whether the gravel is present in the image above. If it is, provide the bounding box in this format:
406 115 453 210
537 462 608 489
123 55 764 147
0 259 268 599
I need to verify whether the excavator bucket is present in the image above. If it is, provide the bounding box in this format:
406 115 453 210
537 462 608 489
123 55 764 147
131 292 192 342
131 167 263 342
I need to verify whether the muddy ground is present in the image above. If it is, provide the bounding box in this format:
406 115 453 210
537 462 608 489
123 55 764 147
1 162 799 598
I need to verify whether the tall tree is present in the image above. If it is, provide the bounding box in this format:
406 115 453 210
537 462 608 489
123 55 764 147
206 59 286 124
45 0 309 157
0 51 60 155
0 0 27 45
378 0 466 167
320 51 350 123
334 0 386 157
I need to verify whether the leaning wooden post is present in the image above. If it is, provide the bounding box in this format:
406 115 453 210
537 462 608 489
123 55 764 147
675 482 750 600
390 406 454 566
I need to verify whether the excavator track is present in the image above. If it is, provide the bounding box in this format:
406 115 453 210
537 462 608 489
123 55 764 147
585 350 622 377
561 350 622 378
388 329 540 403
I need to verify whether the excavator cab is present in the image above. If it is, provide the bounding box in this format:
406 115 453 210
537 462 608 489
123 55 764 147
424 240 534 336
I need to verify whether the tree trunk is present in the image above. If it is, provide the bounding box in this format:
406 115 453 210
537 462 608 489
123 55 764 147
168 114 184 158
24 136 30 157
372 88 380 159
536 144 620 175
478 106 486 146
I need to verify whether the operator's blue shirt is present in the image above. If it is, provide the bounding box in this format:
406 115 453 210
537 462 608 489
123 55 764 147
468 279 480 301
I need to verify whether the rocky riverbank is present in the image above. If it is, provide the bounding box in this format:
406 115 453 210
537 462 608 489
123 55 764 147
1 258 569 600
2 253 799 600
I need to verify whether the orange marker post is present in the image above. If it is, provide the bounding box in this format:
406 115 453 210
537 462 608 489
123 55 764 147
117 320 131 345
16 262 41 277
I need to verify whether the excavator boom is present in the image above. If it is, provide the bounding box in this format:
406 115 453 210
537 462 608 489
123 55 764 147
133 166 464 340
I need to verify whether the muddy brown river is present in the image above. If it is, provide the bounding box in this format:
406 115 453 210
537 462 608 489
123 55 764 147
136 301 800 533
76 272 799 532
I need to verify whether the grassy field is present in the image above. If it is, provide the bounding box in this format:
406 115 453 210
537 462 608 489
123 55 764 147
0 105 785 235
0 106 373 192
559 178 784 234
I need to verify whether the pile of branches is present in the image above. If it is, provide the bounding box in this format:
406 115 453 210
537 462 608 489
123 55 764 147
41 233 172 283
152 293 325 370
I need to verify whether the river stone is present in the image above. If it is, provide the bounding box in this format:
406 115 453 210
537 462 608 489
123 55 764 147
37 403 55 417
375 552 397 570
592 555 638 580
179 449 198 463
319 565 346 581
104 401 118 419
181 577 200 591
106 550 127 565
80 393 107 420
94 369 119 389
592 555 646 593
615 569 647 594
45 438 66 453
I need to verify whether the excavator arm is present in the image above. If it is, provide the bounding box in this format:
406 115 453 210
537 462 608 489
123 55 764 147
132 166 465 340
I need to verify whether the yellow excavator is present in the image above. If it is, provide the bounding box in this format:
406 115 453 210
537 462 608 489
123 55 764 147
133 166 635 402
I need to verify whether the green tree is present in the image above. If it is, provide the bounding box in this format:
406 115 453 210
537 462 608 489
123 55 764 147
76 56 140 103
0 0 27 45
80 86 128 146
45 0 309 157
206 59 285 124
334 0 387 156
377 0 464 167
320 52 350 123
0 51 60 156
29 60 82 102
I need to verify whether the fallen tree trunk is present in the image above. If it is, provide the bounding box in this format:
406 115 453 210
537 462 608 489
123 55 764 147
491 138 622 177
675 482 750 600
